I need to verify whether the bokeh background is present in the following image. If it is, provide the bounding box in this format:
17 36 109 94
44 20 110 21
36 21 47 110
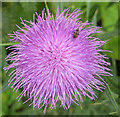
1 1 119 115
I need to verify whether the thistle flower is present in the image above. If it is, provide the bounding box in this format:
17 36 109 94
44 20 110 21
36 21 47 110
4 8 112 113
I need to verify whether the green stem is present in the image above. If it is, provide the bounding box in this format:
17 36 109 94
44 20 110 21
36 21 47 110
111 58 117 78
86 0 91 21
44 0 49 15
0 42 19 46
106 84 118 113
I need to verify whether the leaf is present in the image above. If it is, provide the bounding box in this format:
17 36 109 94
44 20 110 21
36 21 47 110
2 3 23 43
1 69 13 94
92 9 98 26
103 35 119 60
0 83 10 94
100 2 118 32
97 30 119 60
109 111 118 115
2 88 23 115
2 46 7 68
21 2 37 15
111 58 118 79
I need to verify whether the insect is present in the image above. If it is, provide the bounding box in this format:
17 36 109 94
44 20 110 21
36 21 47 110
73 28 79 38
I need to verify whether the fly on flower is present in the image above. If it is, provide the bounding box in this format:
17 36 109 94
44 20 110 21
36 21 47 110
4 8 112 113
73 28 79 38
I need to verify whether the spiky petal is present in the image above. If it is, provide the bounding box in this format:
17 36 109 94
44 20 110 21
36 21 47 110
4 8 112 113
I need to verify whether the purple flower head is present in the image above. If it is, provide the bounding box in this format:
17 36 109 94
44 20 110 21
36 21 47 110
4 8 112 113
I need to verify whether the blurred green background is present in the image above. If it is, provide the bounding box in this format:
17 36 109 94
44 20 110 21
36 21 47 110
1 1 120 116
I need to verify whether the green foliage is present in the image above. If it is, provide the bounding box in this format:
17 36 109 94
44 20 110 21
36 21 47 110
2 88 23 115
100 2 118 32
98 31 119 60
1 1 119 116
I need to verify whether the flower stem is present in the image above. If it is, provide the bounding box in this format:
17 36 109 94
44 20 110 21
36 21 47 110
86 0 91 21
106 84 118 113
44 0 49 15
111 58 117 79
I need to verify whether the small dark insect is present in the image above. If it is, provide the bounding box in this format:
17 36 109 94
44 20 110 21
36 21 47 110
73 28 79 38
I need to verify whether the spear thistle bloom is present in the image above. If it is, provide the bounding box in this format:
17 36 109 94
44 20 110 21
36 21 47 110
4 8 112 113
